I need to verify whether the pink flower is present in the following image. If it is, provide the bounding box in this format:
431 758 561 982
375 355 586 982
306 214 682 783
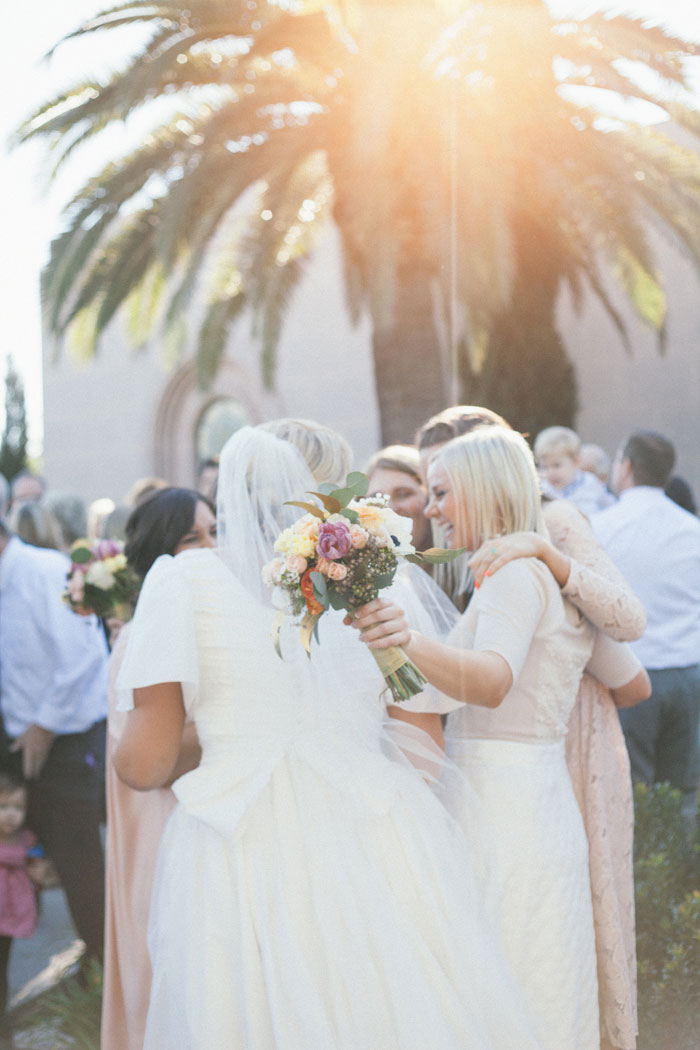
326 562 347 581
349 525 368 549
316 557 334 576
317 520 352 560
94 539 122 559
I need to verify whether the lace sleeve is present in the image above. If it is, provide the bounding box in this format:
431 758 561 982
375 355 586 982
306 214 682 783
543 500 646 642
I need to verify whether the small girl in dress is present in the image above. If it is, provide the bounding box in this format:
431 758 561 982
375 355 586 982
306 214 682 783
0 772 46 1048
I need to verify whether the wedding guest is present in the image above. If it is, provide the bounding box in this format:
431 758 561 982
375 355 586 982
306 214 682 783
0 520 108 966
111 420 540 1050
352 426 646 1050
196 457 219 503
102 505 131 543
102 487 215 1050
87 498 116 543
580 443 612 487
593 430 700 826
366 444 431 551
416 405 508 483
8 471 45 510
0 772 48 1050
44 493 88 551
415 406 508 610
6 501 62 551
417 405 647 1050
124 476 169 509
468 515 648 1050
665 475 697 516
534 426 614 514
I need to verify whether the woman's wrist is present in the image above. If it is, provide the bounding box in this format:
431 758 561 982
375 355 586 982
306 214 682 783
404 629 418 654
538 538 571 589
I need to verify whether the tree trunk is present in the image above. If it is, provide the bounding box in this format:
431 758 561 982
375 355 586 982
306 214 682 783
372 267 448 445
461 222 577 439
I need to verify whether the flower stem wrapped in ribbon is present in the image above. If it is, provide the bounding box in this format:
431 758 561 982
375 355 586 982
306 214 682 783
262 472 463 703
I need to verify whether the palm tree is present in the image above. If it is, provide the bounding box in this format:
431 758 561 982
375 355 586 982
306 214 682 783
15 0 700 441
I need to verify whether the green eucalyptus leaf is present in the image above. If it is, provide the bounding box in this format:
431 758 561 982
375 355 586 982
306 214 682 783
327 486 356 507
346 471 369 497
310 571 329 607
328 590 347 611
70 546 92 564
339 508 359 524
417 546 467 563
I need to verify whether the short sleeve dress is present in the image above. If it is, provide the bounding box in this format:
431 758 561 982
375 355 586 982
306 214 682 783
445 557 599 1050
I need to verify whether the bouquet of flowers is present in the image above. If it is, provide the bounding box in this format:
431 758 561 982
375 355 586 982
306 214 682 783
262 471 462 703
62 538 141 620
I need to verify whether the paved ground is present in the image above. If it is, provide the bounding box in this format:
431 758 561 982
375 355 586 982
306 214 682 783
9 887 81 1007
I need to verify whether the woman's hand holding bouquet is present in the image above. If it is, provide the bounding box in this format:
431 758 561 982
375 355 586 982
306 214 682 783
262 472 462 703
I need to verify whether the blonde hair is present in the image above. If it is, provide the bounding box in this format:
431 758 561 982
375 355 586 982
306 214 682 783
533 425 580 460
7 501 62 550
259 418 353 486
365 444 423 485
437 427 546 550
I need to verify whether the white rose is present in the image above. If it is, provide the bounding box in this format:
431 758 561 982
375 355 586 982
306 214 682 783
85 561 116 590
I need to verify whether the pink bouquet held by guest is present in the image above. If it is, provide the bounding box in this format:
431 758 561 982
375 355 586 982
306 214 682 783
263 471 462 703
62 538 141 620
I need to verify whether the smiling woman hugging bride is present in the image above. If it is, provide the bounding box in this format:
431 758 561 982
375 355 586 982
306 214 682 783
352 424 649 1050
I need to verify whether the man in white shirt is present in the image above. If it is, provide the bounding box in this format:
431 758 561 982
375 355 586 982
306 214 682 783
0 520 108 962
593 430 700 824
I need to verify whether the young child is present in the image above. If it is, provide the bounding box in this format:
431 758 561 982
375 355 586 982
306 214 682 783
0 772 48 1048
534 426 615 516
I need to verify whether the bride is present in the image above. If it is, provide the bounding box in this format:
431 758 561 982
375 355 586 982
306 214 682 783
113 419 541 1050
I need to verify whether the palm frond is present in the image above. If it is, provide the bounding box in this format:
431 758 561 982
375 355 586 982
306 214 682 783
196 292 247 387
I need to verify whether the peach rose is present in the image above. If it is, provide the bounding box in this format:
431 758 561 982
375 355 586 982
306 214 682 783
349 525 368 549
286 555 308 574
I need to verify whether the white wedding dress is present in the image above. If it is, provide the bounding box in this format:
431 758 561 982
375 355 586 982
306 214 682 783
445 558 600 1050
117 547 542 1050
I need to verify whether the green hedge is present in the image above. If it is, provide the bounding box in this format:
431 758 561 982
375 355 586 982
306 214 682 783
634 783 700 1050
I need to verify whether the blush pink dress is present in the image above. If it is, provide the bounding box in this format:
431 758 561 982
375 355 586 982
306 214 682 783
545 500 647 1050
0 830 39 938
101 625 178 1050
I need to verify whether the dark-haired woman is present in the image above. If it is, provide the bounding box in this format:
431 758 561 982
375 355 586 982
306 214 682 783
101 488 215 1050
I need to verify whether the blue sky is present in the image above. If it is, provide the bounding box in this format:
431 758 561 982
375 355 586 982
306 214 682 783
1 0 699 457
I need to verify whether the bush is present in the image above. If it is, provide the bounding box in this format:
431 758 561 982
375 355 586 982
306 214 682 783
634 783 700 1050
11 959 102 1049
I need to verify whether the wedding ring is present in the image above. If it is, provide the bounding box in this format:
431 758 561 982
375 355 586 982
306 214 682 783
490 547 498 554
